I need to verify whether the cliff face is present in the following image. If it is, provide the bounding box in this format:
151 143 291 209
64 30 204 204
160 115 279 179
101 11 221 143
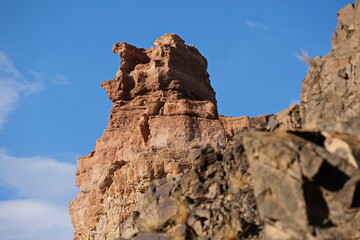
300 2 360 135
69 34 255 240
70 2 360 240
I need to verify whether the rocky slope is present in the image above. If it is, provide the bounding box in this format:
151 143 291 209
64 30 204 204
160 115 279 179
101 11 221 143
70 2 360 240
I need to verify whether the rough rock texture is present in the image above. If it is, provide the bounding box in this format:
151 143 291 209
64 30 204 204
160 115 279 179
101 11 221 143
69 34 230 240
119 146 263 240
71 2 360 239
300 2 360 135
244 130 360 239
220 105 301 145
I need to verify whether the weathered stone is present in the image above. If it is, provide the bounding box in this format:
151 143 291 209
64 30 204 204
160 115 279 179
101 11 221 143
69 34 247 240
275 104 301 130
220 116 250 144
70 2 360 239
120 147 263 240
300 2 360 134
243 130 360 240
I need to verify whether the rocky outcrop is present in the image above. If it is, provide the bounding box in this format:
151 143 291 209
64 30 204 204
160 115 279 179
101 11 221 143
71 2 360 240
244 130 360 239
300 2 360 135
118 128 360 240
240 3 360 238
119 145 263 240
69 34 247 240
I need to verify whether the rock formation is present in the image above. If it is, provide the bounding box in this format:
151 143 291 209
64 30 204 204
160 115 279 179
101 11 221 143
300 2 360 135
70 2 360 240
69 33 255 240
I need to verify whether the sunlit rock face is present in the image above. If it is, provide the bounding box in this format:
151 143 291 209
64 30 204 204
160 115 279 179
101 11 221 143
69 33 247 240
109 2 360 240
69 3 360 238
300 2 360 135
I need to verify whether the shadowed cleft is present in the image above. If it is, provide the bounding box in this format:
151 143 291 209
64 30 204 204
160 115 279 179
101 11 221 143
313 161 350 192
287 130 326 147
302 177 334 228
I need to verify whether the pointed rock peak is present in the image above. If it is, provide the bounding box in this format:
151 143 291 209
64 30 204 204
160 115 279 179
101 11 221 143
337 3 355 27
102 34 216 107
112 42 149 73
154 33 186 47
301 0 360 135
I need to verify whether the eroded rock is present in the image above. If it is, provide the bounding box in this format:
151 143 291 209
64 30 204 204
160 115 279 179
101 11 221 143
120 147 263 240
69 34 245 240
243 130 360 240
71 2 360 239
300 2 360 135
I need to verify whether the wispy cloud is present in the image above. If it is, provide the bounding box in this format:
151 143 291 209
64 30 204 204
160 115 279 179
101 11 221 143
0 200 74 240
0 151 77 202
38 60 47 65
0 151 77 240
52 74 70 85
246 20 269 31
0 51 44 129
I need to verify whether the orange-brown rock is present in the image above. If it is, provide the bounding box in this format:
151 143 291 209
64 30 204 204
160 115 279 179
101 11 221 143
69 34 247 240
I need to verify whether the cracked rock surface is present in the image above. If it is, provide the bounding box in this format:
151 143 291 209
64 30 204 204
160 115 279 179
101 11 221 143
70 2 360 239
119 144 263 240
69 34 233 240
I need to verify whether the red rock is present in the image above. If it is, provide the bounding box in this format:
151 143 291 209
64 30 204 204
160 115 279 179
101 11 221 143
69 34 243 239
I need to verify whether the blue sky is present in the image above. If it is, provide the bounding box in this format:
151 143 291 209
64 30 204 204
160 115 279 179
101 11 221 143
0 0 352 239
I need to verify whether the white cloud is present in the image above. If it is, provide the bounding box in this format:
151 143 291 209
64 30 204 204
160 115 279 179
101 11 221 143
0 151 77 202
0 200 74 240
0 151 78 240
52 74 70 85
246 20 269 30
0 51 44 129
27 69 43 82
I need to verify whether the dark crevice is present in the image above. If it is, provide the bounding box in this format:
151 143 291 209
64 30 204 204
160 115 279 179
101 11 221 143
239 219 262 238
351 182 360 208
287 130 326 147
302 177 334 228
312 161 350 191
207 172 216 178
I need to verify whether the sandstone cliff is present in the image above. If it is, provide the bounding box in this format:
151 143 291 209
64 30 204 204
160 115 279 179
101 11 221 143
69 33 265 240
70 2 360 240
